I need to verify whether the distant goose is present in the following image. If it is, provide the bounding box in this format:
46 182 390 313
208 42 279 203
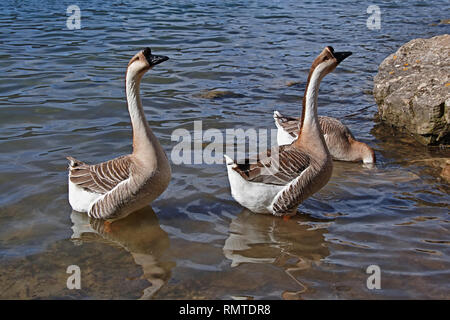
67 48 171 221
273 112 375 164
225 47 351 216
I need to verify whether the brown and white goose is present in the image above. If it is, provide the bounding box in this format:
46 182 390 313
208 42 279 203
224 46 351 216
273 112 375 164
67 48 171 221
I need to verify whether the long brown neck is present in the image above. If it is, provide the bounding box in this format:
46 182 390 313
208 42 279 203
293 64 328 156
125 69 161 164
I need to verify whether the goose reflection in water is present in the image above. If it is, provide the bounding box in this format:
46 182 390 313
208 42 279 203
223 209 330 299
70 206 173 299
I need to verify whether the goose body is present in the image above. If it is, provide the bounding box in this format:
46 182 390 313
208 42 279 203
224 144 332 216
273 111 375 164
225 47 352 216
67 48 171 221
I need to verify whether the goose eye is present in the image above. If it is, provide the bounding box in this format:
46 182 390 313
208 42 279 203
323 56 329 61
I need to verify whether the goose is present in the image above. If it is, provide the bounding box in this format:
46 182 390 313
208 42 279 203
67 48 171 221
224 46 351 216
273 112 375 164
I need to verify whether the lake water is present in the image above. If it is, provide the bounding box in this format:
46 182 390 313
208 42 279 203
0 0 449 299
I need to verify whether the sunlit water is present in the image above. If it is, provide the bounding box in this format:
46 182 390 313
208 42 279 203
0 0 449 299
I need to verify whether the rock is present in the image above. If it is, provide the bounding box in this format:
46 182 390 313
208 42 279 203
286 80 301 87
373 34 450 145
195 90 244 99
440 160 450 182
430 19 450 26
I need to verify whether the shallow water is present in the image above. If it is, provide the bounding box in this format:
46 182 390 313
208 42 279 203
0 0 449 299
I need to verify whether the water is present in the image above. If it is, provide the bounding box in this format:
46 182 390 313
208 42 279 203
0 0 449 299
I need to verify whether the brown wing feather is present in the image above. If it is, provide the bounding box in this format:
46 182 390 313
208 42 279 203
271 166 317 214
67 155 131 194
232 144 311 186
271 153 332 214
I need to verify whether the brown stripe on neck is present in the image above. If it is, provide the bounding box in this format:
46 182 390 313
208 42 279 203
297 59 320 140
298 70 311 138
124 54 140 101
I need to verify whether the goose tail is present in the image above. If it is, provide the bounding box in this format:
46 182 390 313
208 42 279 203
273 110 283 128
67 156 86 168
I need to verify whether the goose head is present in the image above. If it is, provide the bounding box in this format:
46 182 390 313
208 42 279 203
127 47 169 80
310 46 352 79
361 143 376 164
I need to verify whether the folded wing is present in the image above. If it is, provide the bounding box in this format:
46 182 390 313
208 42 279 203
231 145 311 186
67 155 132 194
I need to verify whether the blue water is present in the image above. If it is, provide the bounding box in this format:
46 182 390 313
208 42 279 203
0 0 449 299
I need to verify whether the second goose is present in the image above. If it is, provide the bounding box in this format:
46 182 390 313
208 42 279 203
273 113 375 164
225 46 351 216
273 65 375 164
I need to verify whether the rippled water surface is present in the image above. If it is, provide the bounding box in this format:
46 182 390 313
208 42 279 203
0 0 449 299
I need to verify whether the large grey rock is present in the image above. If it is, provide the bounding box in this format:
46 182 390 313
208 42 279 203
373 34 450 145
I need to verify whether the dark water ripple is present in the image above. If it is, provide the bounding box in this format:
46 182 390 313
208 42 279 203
0 0 449 299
